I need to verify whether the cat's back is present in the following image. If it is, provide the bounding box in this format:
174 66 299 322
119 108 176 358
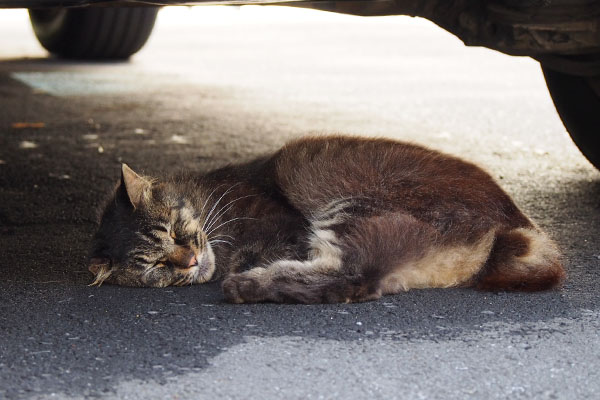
272 135 529 229
275 135 483 183
274 135 493 196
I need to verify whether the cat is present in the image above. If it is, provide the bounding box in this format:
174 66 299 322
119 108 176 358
88 135 565 303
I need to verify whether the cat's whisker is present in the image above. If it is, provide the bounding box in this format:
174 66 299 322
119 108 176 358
178 271 193 286
201 183 241 232
201 184 231 231
203 194 258 233
173 276 186 286
206 217 256 237
199 185 221 215
208 239 233 247
88 267 112 287
208 234 235 241
203 201 237 233
198 184 226 227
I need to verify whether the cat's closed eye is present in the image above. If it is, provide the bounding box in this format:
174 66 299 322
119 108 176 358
172 234 189 246
153 225 169 233
154 256 169 265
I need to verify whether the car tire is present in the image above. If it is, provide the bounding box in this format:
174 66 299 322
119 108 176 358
28 7 159 60
542 66 600 170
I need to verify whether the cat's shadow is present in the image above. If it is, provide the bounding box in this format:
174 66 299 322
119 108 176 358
74 280 582 361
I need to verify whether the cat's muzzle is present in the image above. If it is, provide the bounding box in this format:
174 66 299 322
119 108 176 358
190 246 216 284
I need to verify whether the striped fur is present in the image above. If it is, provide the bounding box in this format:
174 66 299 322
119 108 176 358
90 135 565 303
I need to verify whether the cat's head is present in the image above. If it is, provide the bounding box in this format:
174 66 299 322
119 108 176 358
88 164 216 288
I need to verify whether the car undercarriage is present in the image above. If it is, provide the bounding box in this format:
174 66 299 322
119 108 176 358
2 0 599 168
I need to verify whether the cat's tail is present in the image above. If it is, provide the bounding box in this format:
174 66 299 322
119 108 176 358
474 227 566 291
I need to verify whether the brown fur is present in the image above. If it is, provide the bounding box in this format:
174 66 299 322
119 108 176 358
475 228 565 291
90 135 565 303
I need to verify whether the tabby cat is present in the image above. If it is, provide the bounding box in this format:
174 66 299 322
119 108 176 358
89 136 565 303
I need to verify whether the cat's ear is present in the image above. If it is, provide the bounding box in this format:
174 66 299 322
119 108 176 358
88 257 112 287
120 164 151 209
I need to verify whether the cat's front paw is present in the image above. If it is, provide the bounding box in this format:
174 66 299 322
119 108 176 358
222 269 268 304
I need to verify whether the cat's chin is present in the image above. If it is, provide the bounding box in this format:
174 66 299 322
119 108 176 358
192 246 216 284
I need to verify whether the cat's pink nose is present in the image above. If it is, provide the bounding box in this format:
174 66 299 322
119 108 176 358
188 254 198 267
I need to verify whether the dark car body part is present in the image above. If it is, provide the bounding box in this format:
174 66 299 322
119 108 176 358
7 1 600 73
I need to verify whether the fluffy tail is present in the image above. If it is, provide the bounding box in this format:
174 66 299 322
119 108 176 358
475 227 565 291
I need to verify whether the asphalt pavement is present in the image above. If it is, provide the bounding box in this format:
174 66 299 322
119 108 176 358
0 7 599 400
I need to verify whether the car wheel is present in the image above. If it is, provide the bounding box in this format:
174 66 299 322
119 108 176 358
542 66 600 170
28 7 159 60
